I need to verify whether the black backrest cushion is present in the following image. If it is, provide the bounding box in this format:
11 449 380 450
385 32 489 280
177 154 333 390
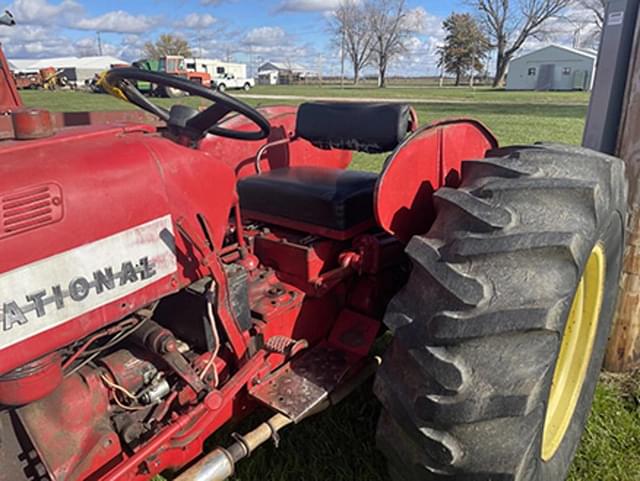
295 102 411 153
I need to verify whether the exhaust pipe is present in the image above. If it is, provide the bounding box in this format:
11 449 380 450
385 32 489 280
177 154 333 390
175 448 235 481
176 356 381 481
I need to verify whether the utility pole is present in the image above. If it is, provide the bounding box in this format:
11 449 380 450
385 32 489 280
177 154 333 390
340 27 345 89
469 46 476 88
583 0 640 371
96 31 103 56
573 27 582 48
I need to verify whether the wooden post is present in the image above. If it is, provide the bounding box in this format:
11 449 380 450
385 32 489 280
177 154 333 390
605 11 640 371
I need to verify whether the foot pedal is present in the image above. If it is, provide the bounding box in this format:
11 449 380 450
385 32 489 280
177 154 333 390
249 343 355 422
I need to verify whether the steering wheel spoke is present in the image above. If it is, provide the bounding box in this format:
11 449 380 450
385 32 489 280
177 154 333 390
104 68 270 142
187 103 233 134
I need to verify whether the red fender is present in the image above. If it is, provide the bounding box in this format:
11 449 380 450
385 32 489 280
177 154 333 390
374 118 498 243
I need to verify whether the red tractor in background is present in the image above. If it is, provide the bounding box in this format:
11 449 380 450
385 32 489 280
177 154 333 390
0 21 627 481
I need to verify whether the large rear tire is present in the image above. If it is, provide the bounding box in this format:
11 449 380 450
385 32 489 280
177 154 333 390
374 144 626 481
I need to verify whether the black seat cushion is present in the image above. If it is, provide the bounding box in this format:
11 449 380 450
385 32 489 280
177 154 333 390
296 102 411 153
238 167 377 233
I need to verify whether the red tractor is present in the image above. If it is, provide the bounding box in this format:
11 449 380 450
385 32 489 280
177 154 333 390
0 48 626 481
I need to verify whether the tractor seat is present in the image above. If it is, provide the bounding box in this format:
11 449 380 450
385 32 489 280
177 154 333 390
238 167 378 238
238 102 413 240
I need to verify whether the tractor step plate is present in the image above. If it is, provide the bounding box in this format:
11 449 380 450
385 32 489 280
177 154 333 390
249 343 354 422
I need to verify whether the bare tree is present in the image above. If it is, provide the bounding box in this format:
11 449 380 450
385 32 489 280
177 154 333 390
470 0 572 87
579 0 607 30
558 0 605 49
329 0 373 85
366 0 418 88
572 0 607 47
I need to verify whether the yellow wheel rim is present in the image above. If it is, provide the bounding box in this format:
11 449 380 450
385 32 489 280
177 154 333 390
542 244 605 461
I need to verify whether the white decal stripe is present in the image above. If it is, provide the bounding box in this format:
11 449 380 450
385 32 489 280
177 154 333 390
0 215 177 351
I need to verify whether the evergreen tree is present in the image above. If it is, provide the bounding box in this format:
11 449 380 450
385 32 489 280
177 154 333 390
438 13 489 86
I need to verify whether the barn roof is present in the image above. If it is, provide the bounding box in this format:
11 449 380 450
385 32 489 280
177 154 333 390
258 61 307 72
512 44 598 63
8 56 127 71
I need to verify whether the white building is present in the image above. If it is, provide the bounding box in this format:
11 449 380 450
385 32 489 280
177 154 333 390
505 45 597 91
257 61 316 85
9 56 127 85
184 58 247 79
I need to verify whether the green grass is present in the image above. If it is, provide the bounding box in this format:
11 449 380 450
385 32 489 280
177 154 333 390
21 90 588 172
249 84 591 105
21 87 639 481
569 372 640 481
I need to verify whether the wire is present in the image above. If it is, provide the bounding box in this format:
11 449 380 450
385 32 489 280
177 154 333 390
61 318 138 370
100 374 138 401
100 374 147 412
100 374 146 411
199 281 221 388
64 317 151 378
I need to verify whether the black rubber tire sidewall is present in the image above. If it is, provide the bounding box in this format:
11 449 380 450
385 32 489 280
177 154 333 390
540 212 624 480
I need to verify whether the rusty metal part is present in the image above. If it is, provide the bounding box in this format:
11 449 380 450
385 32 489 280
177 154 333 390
264 336 308 356
18 366 119 481
230 412 292 456
249 344 352 422
175 357 380 481
12 108 54 140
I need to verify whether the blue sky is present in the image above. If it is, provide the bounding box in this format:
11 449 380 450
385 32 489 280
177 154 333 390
0 0 596 76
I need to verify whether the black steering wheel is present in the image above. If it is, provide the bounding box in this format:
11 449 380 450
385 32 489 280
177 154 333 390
104 68 271 141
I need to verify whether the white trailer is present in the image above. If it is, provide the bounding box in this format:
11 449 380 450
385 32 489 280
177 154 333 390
184 58 247 79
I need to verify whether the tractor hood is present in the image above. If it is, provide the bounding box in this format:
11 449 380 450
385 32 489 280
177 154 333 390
0 124 236 375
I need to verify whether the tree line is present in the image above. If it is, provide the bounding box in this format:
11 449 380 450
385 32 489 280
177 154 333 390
142 0 606 88
331 0 606 88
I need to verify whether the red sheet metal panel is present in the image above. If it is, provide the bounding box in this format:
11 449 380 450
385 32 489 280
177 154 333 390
374 118 498 243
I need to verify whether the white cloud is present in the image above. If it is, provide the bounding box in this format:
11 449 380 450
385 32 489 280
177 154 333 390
200 0 222 5
405 7 442 38
244 26 287 46
9 0 82 25
115 34 146 60
1 24 77 57
75 10 158 34
181 13 217 29
516 5 601 53
276 0 343 12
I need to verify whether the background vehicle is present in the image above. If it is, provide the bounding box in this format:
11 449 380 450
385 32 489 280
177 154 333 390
213 72 255 92
132 55 212 97
13 70 41 89
39 67 70 90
